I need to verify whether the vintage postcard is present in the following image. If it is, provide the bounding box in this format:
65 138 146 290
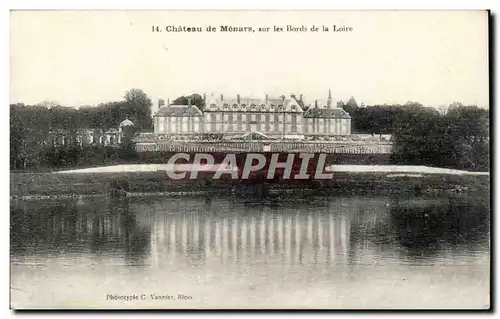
9 10 490 310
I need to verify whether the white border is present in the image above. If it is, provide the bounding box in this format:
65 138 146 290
2 1 497 318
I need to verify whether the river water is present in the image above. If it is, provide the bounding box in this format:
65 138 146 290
10 195 490 309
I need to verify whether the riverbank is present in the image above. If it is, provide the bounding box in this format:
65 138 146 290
54 163 489 176
10 164 490 200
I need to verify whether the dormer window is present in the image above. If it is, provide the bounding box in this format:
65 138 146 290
224 103 229 109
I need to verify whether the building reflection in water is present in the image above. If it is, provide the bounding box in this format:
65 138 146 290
11 195 489 268
145 198 362 268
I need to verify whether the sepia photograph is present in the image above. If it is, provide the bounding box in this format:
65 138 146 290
9 10 490 310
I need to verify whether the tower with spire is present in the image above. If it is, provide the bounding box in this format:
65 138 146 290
327 89 333 109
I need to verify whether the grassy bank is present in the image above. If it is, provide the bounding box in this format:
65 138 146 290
10 169 490 199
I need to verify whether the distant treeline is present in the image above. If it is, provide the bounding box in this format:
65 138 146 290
349 102 489 171
10 91 490 172
11 88 153 131
324 98 485 171
10 89 152 170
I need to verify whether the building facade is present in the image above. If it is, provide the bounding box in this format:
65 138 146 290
154 100 204 135
46 118 135 148
153 91 351 137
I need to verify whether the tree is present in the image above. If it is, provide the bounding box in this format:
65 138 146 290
390 103 489 171
37 100 61 109
172 93 206 111
10 104 52 169
448 101 464 110
445 105 489 170
346 97 358 108
124 88 153 130
404 101 424 108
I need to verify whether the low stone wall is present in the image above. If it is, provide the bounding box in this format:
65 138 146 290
135 140 393 154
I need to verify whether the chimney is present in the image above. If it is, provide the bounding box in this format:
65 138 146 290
315 100 318 109
187 98 192 107
158 98 165 107
220 94 224 102
167 98 170 105
299 94 303 102
237 94 240 104
265 94 268 104
203 93 206 101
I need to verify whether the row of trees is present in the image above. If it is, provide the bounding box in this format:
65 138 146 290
10 89 152 170
171 94 206 110
390 103 489 171
11 88 153 131
338 97 489 171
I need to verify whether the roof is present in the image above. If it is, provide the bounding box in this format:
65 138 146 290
204 96 303 113
303 107 351 119
154 105 203 117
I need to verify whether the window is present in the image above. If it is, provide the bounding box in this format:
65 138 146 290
291 115 297 132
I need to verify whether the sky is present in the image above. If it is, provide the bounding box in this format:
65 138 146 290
10 10 489 108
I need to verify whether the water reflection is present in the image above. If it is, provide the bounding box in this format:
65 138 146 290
10 195 490 309
11 196 490 265
389 198 490 259
11 198 151 265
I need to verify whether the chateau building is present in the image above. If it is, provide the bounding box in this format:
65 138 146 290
153 90 351 137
